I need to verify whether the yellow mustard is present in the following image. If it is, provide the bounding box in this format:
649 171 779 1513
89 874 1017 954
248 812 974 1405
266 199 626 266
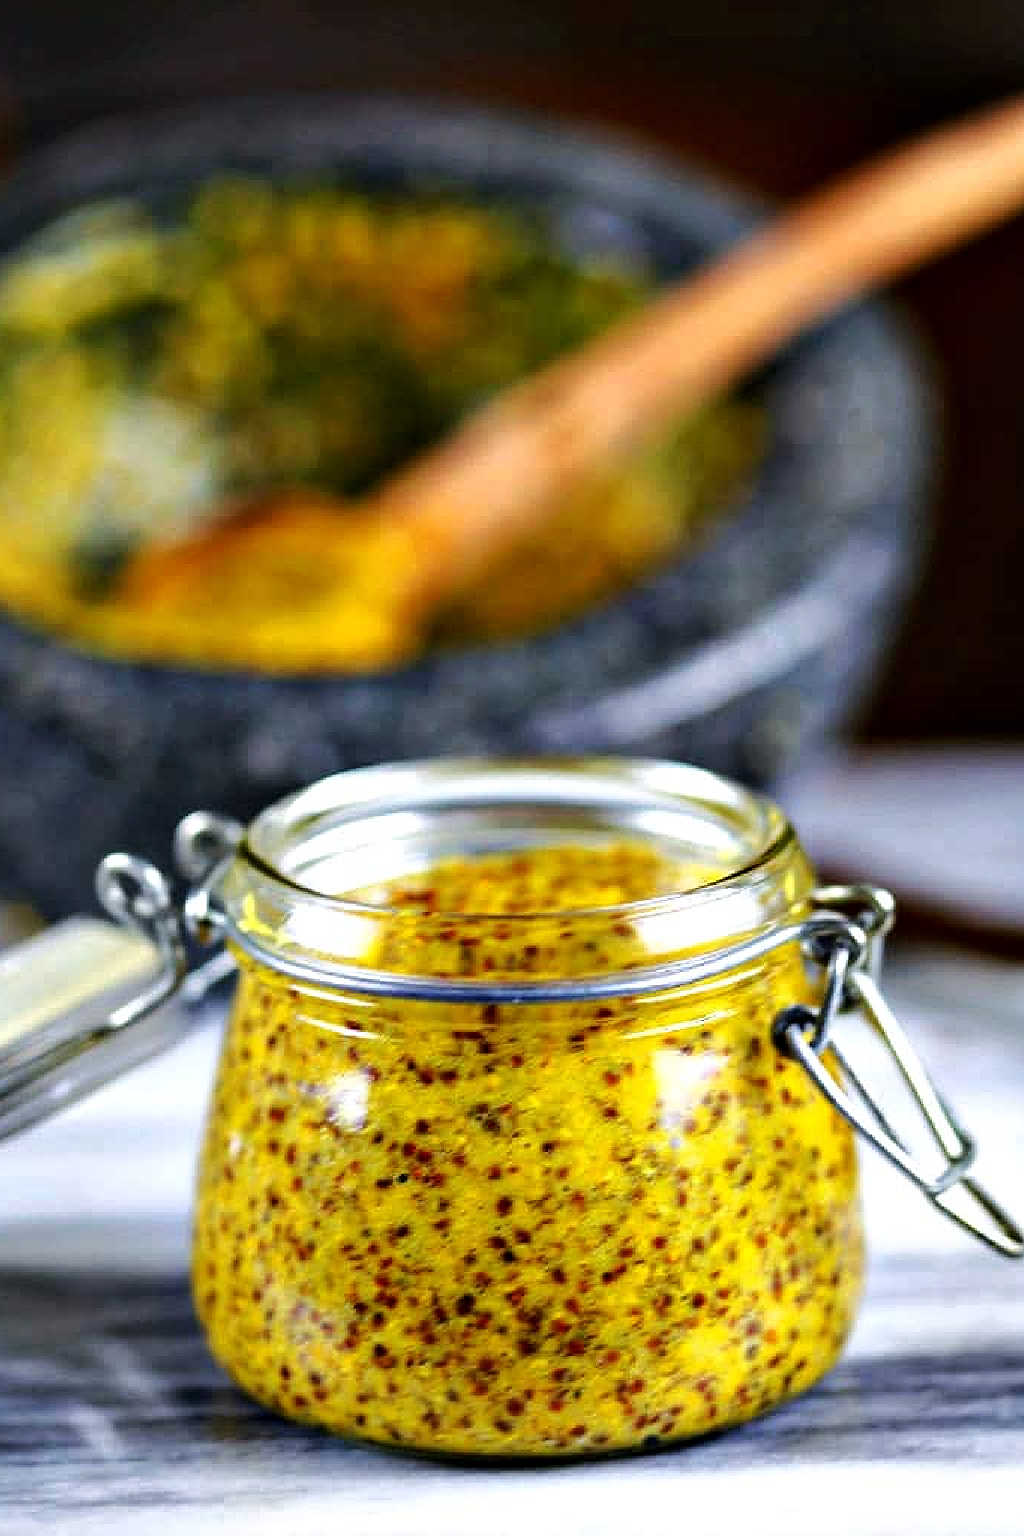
193 837 863 1456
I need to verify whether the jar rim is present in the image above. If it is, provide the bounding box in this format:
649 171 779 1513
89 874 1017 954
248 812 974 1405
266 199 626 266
212 759 814 999
231 757 796 922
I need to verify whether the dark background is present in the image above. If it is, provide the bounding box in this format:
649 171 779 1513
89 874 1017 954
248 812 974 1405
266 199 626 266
1 0 1022 741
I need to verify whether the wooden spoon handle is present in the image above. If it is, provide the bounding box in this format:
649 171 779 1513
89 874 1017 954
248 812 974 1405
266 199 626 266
371 94 1024 608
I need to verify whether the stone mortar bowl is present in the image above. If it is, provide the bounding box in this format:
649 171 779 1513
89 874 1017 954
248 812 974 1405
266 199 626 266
0 97 933 915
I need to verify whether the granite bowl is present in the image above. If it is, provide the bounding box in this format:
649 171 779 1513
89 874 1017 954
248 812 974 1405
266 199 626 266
0 98 933 916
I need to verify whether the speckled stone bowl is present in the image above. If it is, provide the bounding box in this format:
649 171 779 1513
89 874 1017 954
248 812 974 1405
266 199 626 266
0 98 932 916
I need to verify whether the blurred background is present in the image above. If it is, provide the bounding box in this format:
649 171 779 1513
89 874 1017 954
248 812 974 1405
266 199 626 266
0 0 1022 936
0 0 1021 743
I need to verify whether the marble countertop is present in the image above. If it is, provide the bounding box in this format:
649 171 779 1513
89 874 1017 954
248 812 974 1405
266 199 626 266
1 942 1022 1536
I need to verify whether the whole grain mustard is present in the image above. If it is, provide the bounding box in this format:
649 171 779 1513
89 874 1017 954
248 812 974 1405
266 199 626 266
193 841 862 1455
0 185 761 674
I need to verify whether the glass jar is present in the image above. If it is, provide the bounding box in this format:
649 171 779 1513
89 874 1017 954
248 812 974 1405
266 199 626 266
1 758 1020 1459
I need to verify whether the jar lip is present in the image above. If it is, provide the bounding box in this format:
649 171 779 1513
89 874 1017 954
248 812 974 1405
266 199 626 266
230 757 797 924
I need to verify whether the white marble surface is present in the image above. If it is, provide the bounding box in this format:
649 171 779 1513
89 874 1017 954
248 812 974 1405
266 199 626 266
1 945 1022 1536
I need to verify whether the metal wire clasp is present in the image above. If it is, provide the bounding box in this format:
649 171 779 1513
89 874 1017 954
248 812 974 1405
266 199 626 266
774 886 1023 1259
95 811 243 991
0 815 242 1143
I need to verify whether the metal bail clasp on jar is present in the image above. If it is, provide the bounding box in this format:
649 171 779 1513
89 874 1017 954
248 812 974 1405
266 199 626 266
772 884 1023 1258
0 812 241 1141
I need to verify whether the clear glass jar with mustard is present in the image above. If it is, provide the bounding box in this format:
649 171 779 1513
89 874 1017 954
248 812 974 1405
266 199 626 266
1 758 1019 1458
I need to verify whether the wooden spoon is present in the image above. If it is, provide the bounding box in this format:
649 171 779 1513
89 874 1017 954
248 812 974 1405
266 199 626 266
119 93 1024 672
361 93 1024 620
